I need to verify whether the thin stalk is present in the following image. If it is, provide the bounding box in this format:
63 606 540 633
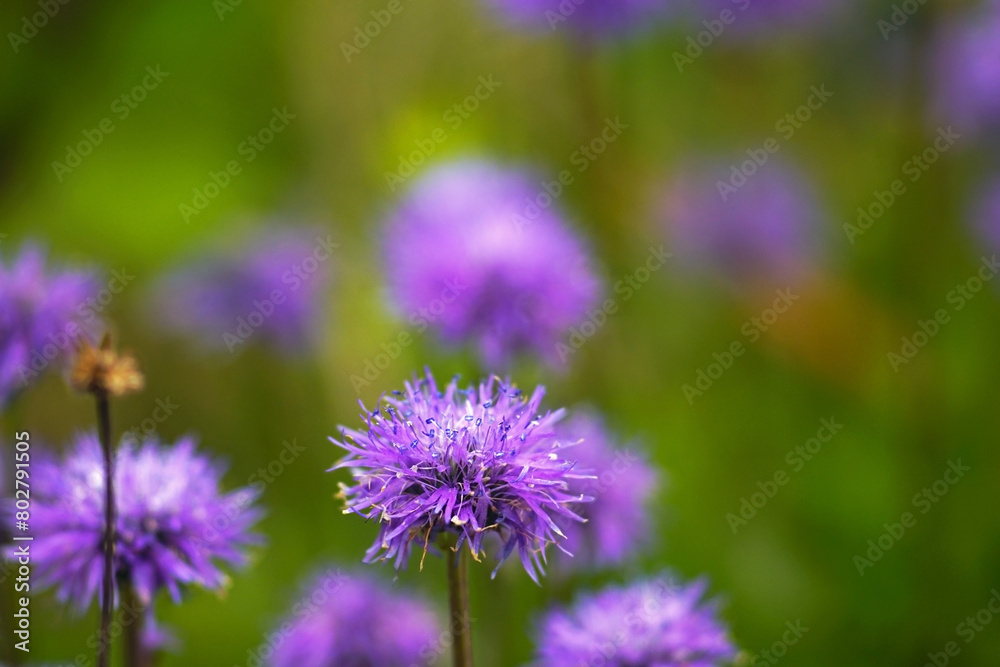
446 546 473 667
96 392 115 667
123 586 148 667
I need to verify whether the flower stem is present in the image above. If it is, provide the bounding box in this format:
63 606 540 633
123 586 148 667
446 545 473 667
96 392 115 667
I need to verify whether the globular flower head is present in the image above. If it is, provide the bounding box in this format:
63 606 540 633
269 567 441 667
383 160 601 368
32 433 263 611
153 226 333 356
483 0 670 39
556 410 659 569
661 159 822 287
331 370 592 582
0 244 99 407
931 0 1000 136
532 574 738 667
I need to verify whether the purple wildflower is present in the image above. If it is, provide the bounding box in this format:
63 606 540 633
383 160 601 368
32 432 262 611
153 226 333 356
690 0 849 37
931 0 1000 136
532 574 738 666
556 410 659 569
483 0 670 38
0 244 98 407
661 159 822 286
331 370 592 582
268 568 441 667
970 174 1000 255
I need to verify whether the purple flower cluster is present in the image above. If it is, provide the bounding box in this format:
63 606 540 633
931 0 1000 136
331 370 592 582
557 410 659 569
383 160 600 368
153 226 332 356
532 575 737 666
268 568 440 667
32 433 262 610
0 244 98 407
484 0 670 38
661 159 821 286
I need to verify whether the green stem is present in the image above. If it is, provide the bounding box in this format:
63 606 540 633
446 546 473 667
123 586 149 667
96 392 115 667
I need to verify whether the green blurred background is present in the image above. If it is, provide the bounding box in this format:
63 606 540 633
2 0 999 665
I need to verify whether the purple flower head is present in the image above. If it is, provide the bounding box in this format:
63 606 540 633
532 574 738 667
556 410 659 569
331 370 593 582
269 567 441 667
931 0 1000 136
383 160 601 368
690 0 849 37
483 0 671 39
153 226 333 356
0 244 99 407
32 432 263 611
661 159 822 286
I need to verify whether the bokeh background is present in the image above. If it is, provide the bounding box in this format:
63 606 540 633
2 0 999 665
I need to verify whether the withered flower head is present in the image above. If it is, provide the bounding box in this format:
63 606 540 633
69 334 144 397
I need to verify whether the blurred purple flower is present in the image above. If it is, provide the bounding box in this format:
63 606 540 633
268 568 441 667
383 160 600 368
690 0 848 37
484 0 670 38
153 226 333 356
32 432 263 611
0 244 99 407
661 159 822 286
971 173 1000 253
331 370 592 582
931 0 1000 136
556 410 659 570
532 574 738 666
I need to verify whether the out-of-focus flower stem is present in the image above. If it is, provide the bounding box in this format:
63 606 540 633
96 392 115 667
